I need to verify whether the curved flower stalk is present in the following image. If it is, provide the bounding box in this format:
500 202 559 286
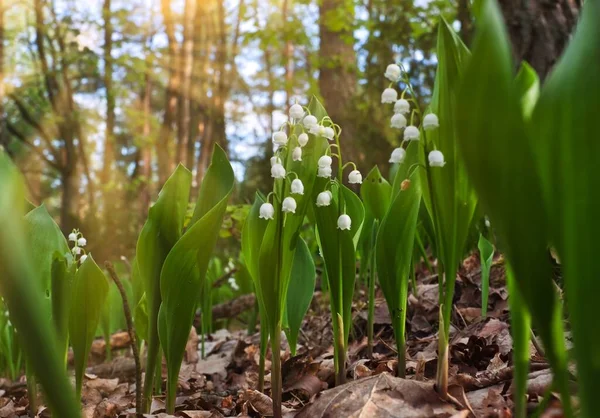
242 98 328 418
310 103 365 387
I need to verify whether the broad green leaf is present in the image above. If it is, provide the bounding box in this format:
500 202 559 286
514 62 539 119
158 145 234 411
69 255 109 398
477 234 494 317
50 253 74 367
0 155 81 417
134 293 149 343
361 166 391 221
530 1 600 415
285 237 315 356
136 164 191 408
376 141 421 375
456 0 570 412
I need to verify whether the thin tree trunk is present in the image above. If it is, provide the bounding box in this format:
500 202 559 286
282 0 293 112
102 0 115 186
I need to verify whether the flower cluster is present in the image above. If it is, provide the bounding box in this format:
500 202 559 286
382 63 444 169
260 101 361 230
68 229 88 264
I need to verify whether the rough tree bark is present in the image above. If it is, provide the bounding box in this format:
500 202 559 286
499 0 581 80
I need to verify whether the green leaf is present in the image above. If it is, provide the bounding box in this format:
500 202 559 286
134 293 149 344
50 253 75 367
530 1 600 415
0 154 81 417
455 0 571 413
361 166 391 221
514 62 539 119
158 145 234 412
285 237 315 356
69 255 109 398
477 234 494 317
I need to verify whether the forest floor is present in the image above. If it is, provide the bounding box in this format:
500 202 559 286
0 254 566 417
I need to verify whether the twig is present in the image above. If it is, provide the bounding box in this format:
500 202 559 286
211 268 238 289
105 261 142 416
530 329 546 358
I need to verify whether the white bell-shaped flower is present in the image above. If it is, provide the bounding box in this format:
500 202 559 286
316 191 332 207
291 179 304 195
77 237 87 247
309 124 321 135
292 146 302 161
259 203 275 220
323 127 335 140
391 113 407 129
72 246 82 255
298 133 309 147
384 64 401 82
79 254 88 264
228 277 240 291
428 150 446 167
318 166 332 178
69 232 77 242
394 99 410 115
348 170 362 184
403 126 420 141
282 197 297 213
303 115 318 130
318 155 333 168
273 131 288 146
389 147 406 164
270 156 282 166
271 163 286 179
381 88 398 104
337 214 352 230
423 113 439 131
289 103 304 120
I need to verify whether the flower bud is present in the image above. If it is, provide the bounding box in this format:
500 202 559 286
381 88 398 104
389 147 406 164
292 146 302 161
423 113 439 131
72 246 82 255
318 155 333 168
79 254 88 264
282 197 297 213
272 131 288 146
271 163 286 179
316 191 332 207
318 166 332 178
384 64 401 82
428 150 446 167
69 232 77 242
298 133 309 147
337 214 352 230
270 156 282 166
403 126 420 141
291 179 304 195
394 99 410 115
259 203 275 220
391 113 407 129
323 127 335 140
401 179 411 191
77 237 87 247
303 115 318 129
348 170 362 184
289 103 304 120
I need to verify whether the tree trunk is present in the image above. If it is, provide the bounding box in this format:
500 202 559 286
318 0 359 166
499 0 580 80
102 0 115 186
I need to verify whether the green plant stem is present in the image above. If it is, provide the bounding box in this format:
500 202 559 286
258 325 268 393
141 328 158 412
415 230 433 273
334 313 346 385
26 361 37 418
367 221 378 358
154 347 162 395
270 324 282 418
435 304 449 397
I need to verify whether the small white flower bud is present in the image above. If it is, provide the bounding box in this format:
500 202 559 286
303 115 318 129
228 277 240 291
391 113 407 129
72 246 82 255
381 88 398 104
428 150 446 167
298 133 309 147
423 113 439 131
337 214 352 230
282 197 297 213
77 237 87 247
394 99 410 115
271 156 282 166
273 131 288 146
289 103 305 120
79 254 88 264
318 155 332 168
69 232 77 242
384 64 402 82
323 127 335 140
404 126 420 141
348 170 362 184
318 166 332 178
291 179 304 195
259 203 275 220
316 191 332 207
292 146 302 161
389 148 406 164
271 163 286 179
